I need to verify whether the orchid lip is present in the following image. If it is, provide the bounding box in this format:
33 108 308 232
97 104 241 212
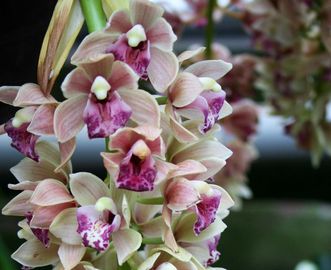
199 77 222 92
126 24 147 47
95 197 117 213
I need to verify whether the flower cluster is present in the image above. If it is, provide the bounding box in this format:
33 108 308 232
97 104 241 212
236 0 331 166
0 0 236 269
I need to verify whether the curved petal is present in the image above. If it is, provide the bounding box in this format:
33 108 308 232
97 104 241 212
11 240 59 268
69 172 110 205
112 228 142 265
185 60 232 80
54 95 87 143
118 88 160 127
147 18 177 51
13 83 56 107
0 86 19 105
71 31 117 65
2 190 34 216
106 9 132 34
58 243 86 270
147 48 179 93
8 181 39 191
169 115 199 143
130 0 164 30
30 179 73 206
170 72 203 107
168 160 207 179
55 138 76 173
28 104 56 136
79 54 115 82
101 152 124 179
109 61 139 91
50 208 82 245
61 67 91 98
178 47 205 63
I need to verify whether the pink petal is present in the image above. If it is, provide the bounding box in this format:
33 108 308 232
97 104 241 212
118 88 160 127
50 208 82 245
168 160 207 179
5 120 40 161
185 60 232 80
13 83 56 107
71 31 118 65
133 125 163 141
147 18 177 51
109 61 139 91
30 202 74 228
77 205 121 252
25 212 50 248
61 67 92 98
28 104 56 136
194 190 222 235
0 86 19 105
69 172 110 206
166 178 200 212
79 54 115 82
130 0 164 30
169 114 199 143
169 72 203 107
194 158 226 181
11 240 59 268
83 92 132 139
154 159 177 184
106 9 132 34
112 228 142 265
178 47 205 63
55 138 76 173
58 243 86 270
54 95 88 143
30 179 73 206
2 190 34 216
147 48 178 93
101 152 125 179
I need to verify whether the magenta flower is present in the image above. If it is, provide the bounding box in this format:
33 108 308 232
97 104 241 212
102 126 165 192
71 0 178 92
55 54 160 142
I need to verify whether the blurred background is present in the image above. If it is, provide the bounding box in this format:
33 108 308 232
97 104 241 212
0 1 331 270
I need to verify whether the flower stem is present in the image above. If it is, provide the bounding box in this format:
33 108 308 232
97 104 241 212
142 237 164 245
156 96 168 105
80 0 107 33
205 0 216 59
136 196 164 205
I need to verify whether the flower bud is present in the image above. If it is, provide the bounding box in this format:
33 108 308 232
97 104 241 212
126 24 147 47
199 77 222 92
91 76 111 100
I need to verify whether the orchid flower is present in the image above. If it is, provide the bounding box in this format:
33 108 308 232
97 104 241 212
102 126 166 191
55 54 159 142
71 0 178 92
165 57 233 142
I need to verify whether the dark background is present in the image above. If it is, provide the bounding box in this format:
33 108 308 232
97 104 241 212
0 1 331 270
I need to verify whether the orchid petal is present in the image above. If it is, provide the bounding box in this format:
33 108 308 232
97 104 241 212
69 172 110 205
50 208 82 245
30 179 73 206
169 115 199 143
152 246 192 262
170 73 204 107
105 9 131 34
54 95 88 143
219 101 232 119
101 152 124 179
147 48 178 93
2 190 34 216
30 202 74 228
112 228 142 265
61 67 92 98
58 243 86 270
80 54 115 82
11 240 59 267
168 160 207 179
13 83 57 106
8 181 39 191
109 61 139 91
178 48 205 63
0 86 19 105
118 88 160 127
0 124 4 135
130 0 164 30
28 104 56 136
147 18 177 51
137 252 161 270
185 60 232 80
55 138 76 173
71 32 117 65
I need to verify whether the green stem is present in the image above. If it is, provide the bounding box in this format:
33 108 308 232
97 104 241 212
205 0 216 59
156 96 168 105
136 196 164 205
142 237 164 245
80 0 107 33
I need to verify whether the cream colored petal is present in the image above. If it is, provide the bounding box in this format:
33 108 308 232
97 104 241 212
0 86 19 105
58 243 86 270
185 60 232 80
